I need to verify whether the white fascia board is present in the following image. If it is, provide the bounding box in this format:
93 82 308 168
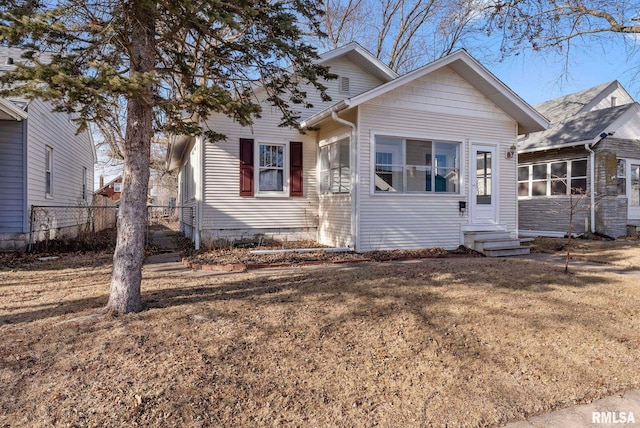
518 139 594 154
0 98 28 120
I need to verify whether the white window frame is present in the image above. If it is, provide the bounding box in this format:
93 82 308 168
371 132 461 195
319 137 350 195
45 145 53 198
255 141 289 197
114 182 122 193
518 158 588 198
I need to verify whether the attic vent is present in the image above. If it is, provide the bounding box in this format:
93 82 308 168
339 76 350 94
5 57 13 65
611 96 617 107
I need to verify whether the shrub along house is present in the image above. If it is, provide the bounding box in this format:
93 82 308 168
518 81 640 238
168 43 548 256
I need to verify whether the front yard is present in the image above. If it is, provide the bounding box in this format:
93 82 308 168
1 240 639 427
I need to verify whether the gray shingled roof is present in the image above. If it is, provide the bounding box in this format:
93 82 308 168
534 81 615 123
519 103 635 152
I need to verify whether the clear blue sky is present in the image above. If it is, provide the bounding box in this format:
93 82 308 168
485 38 639 106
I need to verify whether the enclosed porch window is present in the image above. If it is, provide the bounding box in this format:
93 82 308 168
319 138 350 194
374 136 459 193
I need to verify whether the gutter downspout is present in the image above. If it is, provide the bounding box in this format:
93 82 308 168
584 143 595 234
195 135 204 250
331 111 358 251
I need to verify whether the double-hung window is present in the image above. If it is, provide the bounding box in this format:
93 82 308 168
45 146 53 197
518 159 588 197
374 136 459 193
319 138 350 194
258 143 285 193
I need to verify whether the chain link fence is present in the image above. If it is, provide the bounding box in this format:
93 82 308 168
28 201 191 252
29 197 119 251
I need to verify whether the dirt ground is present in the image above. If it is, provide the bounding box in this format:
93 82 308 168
1 238 639 427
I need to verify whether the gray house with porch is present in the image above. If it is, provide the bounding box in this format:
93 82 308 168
518 81 640 238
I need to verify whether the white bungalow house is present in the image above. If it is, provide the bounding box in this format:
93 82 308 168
0 47 96 251
168 43 548 255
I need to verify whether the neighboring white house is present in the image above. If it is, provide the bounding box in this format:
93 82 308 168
168 43 548 255
0 47 96 251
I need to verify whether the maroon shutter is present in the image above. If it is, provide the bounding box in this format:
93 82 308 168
239 138 254 196
290 141 303 197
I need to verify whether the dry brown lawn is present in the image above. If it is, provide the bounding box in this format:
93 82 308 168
1 241 640 427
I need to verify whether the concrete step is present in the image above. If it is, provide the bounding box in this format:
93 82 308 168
482 245 530 257
474 238 523 252
465 231 512 240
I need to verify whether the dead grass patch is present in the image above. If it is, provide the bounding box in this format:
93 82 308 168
1 248 640 427
530 236 640 270
188 239 480 266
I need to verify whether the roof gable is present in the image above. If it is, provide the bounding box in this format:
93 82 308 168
520 81 639 153
317 42 398 83
302 49 548 135
519 103 637 153
534 81 619 123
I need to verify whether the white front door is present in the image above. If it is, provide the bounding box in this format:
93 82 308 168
629 161 640 220
470 145 498 224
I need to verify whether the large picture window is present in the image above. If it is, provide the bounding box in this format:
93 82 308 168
518 159 587 197
258 143 285 193
319 138 350 194
374 136 459 193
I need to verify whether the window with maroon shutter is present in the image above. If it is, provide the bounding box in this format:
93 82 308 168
290 141 303 197
239 138 254 196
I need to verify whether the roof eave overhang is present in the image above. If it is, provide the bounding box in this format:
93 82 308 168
167 134 196 171
519 139 594 154
0 98 28 121
299 100 350 129
318 42 398 83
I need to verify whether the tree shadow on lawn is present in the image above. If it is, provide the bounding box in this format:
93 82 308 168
0 295 108 326
1 258 634 428
0 258 611 327
0 251 114 272
142 258 608 321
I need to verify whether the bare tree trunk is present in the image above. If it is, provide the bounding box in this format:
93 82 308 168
107 0 156 314
564 193 574 274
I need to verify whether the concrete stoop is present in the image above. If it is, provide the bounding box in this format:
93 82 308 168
465 231 530 257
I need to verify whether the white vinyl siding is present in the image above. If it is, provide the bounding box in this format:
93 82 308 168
294 56 385 118
200 109 318 235
356 66 518 251
318 194 351 247
26 99 94 208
